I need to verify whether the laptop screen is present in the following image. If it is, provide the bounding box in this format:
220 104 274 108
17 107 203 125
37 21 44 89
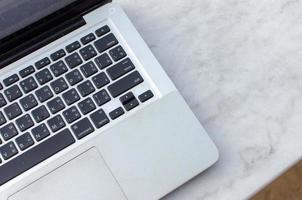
0 0 77 40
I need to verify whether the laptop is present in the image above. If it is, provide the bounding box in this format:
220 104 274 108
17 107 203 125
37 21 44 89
0 1 219 199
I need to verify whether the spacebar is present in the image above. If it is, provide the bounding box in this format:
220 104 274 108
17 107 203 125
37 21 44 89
0 129 75 186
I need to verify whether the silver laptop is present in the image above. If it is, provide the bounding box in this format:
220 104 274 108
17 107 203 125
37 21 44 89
0 1 219 200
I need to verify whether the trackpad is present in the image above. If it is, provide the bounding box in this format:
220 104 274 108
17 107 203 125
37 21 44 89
8 148 126 200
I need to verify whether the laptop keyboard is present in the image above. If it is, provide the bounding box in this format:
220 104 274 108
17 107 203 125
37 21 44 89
0 25 154 186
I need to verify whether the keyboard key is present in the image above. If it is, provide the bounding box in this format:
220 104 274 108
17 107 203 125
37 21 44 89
62 89 80 105
20 94 38 111
94 33 118 53
95 53 112 69
139 90 154 103
95 25 110 37
4 103 22 120
81 33 96 45
65 69 83 86
16 133 34 151
77 80 95 97
63 106 81 124
0 123 18 141
108 71 144 98
79 45 97 61
32 124 50 142
19 66 35 78
4 85 22 102
92 72 110 89
78 97 96 115
109 45 127 61
47 115 66 132
20 77 38 93
93 89 111 106
50 61 68 77
50 49 66 61
80 61 98 77
16 114 34 132
47 97 65 114
0 83 3 90
0 142 18 160
71 118 94 139
119 92 135 105
109 107 124 120
35 69 53 85
32 105 50 123
90 109 109 128
107 58 135 80
50 77 68 94
35 86 53 102
65 52 83 69
35 57 51 69
3 74 19 86
66 41 81 53
0 94 7 107
124 98 139 111
0 129 74 186
0 111 6 126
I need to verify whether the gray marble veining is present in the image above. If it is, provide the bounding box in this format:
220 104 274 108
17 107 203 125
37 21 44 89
115 0 302 199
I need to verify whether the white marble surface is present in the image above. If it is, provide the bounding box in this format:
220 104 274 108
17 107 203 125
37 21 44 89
115 0 302 199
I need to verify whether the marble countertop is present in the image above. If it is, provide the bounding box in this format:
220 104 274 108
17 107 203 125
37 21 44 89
116 0 302 199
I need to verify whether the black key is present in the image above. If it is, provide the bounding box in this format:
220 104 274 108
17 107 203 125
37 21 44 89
95 25 110 37
66 41 81 53
93 89 111 106
0 142 18 160
19 66 35 78
109 107 124 120
71 118 94 139
90 109 109 128
0 111 6 126
4 85 22 102
92 72 110 89
35 57 51 69
47 97 65 114
94 33 118 53
50 61 68 77
35 69 53 85
20 94 38 111
35 86 53 103
50 78 68 94
32 105 50 123
108 71 144 98
77 80 95 97
124 98 139 111
16 114 34 132
79 45 97 61
20 77 38 93
0 129 75 186
16 133 34 151
81 33 96 45
0 94 7 107
107 58 135 80
0 83 3 90
0 123 18 141
4 103 22 120
109 45 127 61
63 106 81 124
32 124 50 142
65 69 83 86
3 74 19 86
65 52 83 69
47 115 66 132
62 89 80 106
119 92 135 105
80 61 98 77
95 53 112 69
78 97 96 115
139 90 154 103
50 49 66 61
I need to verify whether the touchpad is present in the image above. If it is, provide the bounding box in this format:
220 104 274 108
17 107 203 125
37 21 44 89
8 148 126 200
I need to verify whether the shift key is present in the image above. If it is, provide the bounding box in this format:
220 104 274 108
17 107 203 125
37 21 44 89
108 71 144 98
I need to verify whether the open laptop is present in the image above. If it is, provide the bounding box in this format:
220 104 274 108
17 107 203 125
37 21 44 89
0 1 219 199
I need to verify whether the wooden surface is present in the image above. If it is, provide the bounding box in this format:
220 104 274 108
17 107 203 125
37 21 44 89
251 161 302 200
